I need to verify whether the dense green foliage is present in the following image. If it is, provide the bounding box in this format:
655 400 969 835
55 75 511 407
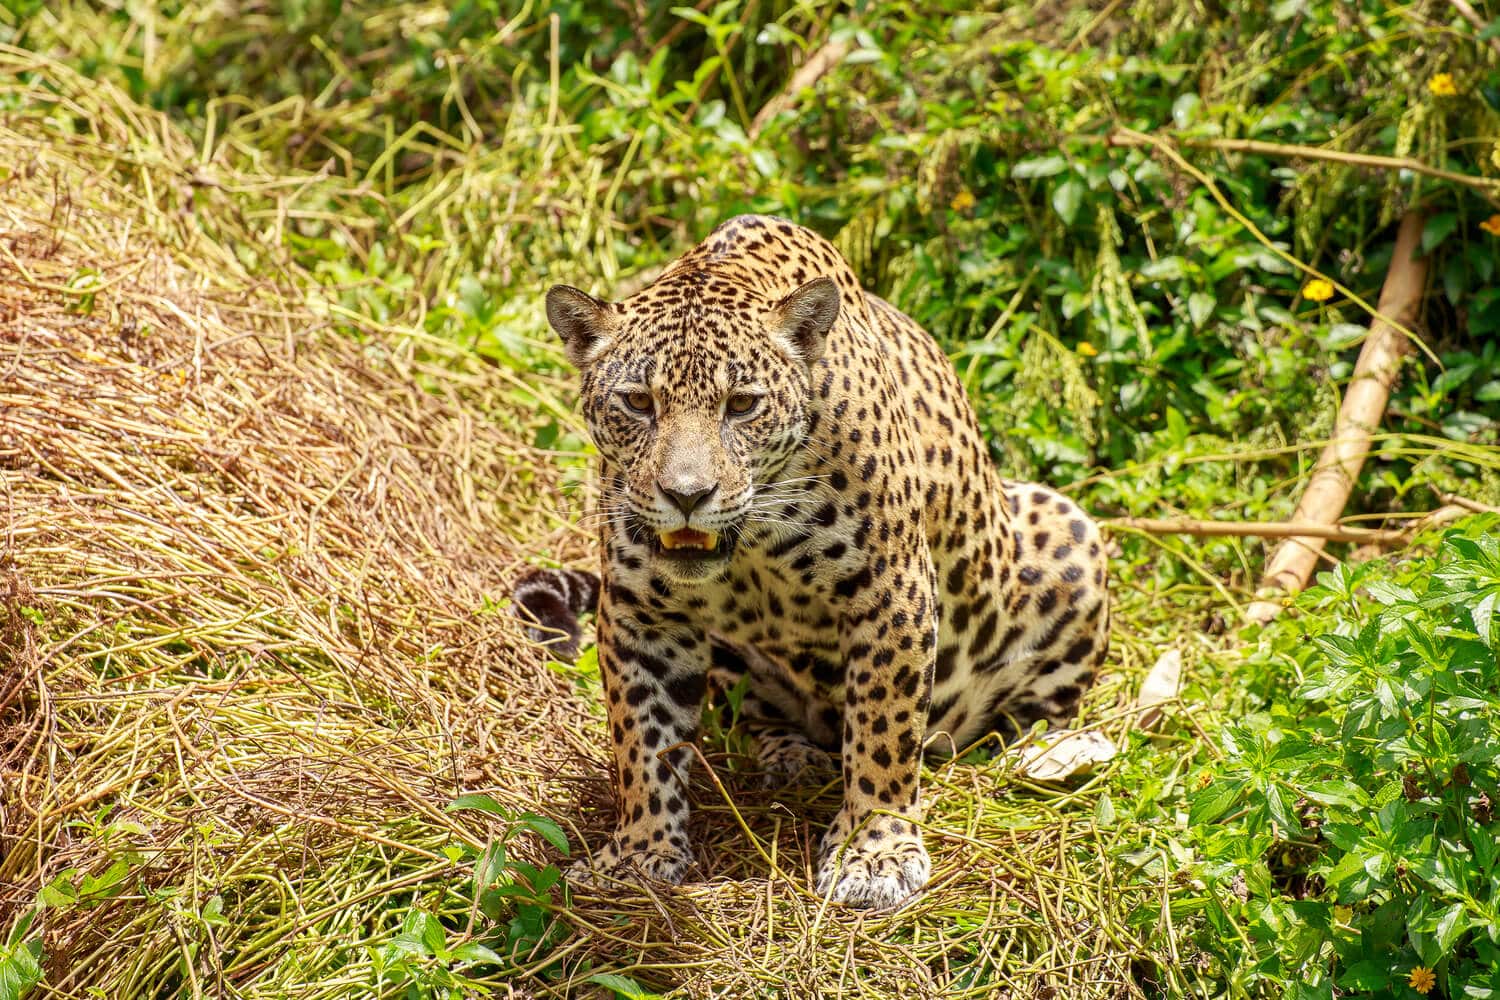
1192 519 1500 996
3 1 1499 997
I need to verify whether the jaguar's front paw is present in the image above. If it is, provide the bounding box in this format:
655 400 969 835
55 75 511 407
567 836 694 889
815 819 930 909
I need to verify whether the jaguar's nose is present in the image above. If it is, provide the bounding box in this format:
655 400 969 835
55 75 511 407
660 482 718 517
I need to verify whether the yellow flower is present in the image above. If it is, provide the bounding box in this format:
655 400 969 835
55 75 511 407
1481 214 1500 236
1301 278 1335 302
1077 341 1099 357
950 188 976 213
1408 966 1436 994
1428 73 1458 97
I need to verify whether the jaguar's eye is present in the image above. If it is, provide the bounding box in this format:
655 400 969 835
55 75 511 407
621 390 654 414
726 393 760 417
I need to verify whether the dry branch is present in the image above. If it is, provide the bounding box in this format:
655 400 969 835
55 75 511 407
1106 507 1472 545
1245 211 1430 623
1107 130 1500 197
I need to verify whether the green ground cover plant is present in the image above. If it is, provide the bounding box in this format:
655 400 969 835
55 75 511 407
1189 518 1500 997
1 1 1498 997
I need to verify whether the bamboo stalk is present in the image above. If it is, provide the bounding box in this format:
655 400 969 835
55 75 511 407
1245 210 1430 623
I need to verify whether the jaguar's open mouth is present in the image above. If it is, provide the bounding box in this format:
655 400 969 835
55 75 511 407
654 528 726 561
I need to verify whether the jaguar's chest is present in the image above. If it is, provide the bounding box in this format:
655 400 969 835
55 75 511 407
698 539 845 645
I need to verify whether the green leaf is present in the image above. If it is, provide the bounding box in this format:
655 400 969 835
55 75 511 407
1336 958 1393 991
1171 93 1201 129
200 894 227 928
451 942 505 964
1051 178 1085 225
1301 780 1369 809
475 840 508 889
447 793 510 818
0 938 43 1000
1011 155 1067 179
1473 591 1497 645
77 859 133 902
518 814 570 855
38 873 77 909
419 912 447 956
1189 778 1244 826
588 972 662 1000
1186 292 1215 328
1093 792 1116 828
1265 782 1302 835
1436 901 1471 952
1138 256 1186 281
1421 213 1459 254
1325 849 1373 897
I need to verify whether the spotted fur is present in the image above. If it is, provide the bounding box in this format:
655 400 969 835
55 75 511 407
524 215 1109 908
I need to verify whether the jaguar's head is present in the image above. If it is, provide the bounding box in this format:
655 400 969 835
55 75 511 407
545 271 839 582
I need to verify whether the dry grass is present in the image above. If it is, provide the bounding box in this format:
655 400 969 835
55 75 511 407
0 48 1195 1000
0 48 599 996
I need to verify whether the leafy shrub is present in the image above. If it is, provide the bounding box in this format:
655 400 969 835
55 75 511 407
1188 516 1500 997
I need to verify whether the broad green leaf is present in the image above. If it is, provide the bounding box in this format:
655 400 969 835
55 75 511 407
1011 155 1067 179
1473 591 1497 645
200 895 227 928
1336 958 1393 991
0 939 43 1000
447 793 510 818
1187 292 1215 328
1421 212 1459 254
588 972 662 999
1093 792 1116 828
1265 782 1302 835
1051 178 1085 225
451 942 505 964
420 912 446 956
518 814 571 855
1436 902 1471 952
1189 778 1244 826
1301 780 1369 809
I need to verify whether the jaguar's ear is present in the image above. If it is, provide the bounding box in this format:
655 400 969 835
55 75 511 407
772 276 840 366
545 285 615 369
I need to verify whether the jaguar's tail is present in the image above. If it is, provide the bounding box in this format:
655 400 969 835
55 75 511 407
511 567 601 661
